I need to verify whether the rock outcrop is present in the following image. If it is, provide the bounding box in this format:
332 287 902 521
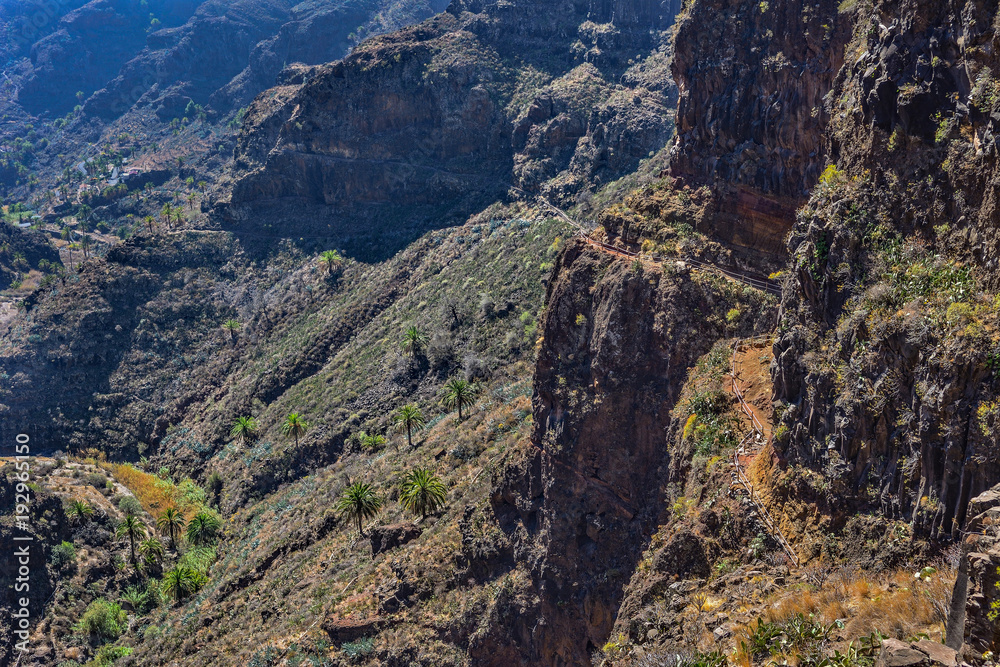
876 639 959 667
768 0 1000 542
216 0 681 259
478 239 774 665
8 0 449 122
667 0 850 256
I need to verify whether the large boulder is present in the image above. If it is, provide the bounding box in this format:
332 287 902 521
875 639 958 667
369 523 421 556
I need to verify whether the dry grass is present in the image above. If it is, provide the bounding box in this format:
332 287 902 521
762 566 954 641
102 462 180 517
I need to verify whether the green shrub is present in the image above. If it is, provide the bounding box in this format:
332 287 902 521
73 599 126 641
50 541 77 571
945 301 973 328
685 390 739 455
119 585 148 613
818 164 844 186
92 644 132 666
342 636 375 659
117 495 142 517
84 473 108 489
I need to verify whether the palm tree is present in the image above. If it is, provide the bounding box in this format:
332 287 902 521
60 226 74 267
68 500 94 523
186 511 222 546
442 378 476 421
230 416 259 445
392 404 426 449
399 469 447 520
222 319 241 342
319 249 343 275
335 482 382 536
161 203 172 229
187 192 196 210
282 413 308 447
116 515 147 564
162 565 204 603
138 537 165 566
143 215 155 233
80 234 92 259
157 508 185 550
358 432 387 452
401 326 428 358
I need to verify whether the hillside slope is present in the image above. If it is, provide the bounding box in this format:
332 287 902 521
6 0 1000 665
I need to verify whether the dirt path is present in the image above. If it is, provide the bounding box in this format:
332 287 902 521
729 338 774 442
578 233 781 296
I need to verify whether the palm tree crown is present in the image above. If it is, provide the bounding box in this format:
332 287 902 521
401 326 429 357
186 511 222 547
138 537 165 566
358 431 387 452
68 500 94 523
392 404 426 449
116 515 147 564
162 565 205 603
230 416 259 445
336 482 382 536
157 507 186 550
443 378 477 420
282 413 308 446
222 319 241 341
399 469 447 520
319 249 343 274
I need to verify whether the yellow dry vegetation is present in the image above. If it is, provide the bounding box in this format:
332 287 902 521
761 567 953 640
103 463 177 516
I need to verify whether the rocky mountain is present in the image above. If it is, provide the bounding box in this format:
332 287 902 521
3 0 1000 664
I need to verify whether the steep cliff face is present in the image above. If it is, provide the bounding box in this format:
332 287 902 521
217 0 680 259
479 240 776 665
664 0 849 256
15 0 200 116
770 0 1000 546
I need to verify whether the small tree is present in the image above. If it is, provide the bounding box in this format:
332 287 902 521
68 500 94 523
442 378 476 420
399 469 447 520
117 495 142 517
229 416 259 445
392 404 426 449
336 482 382 537
186 511 222 547
116 515 147 564
222 319 241 342
319 249 343 275
157 507 185 550
282 413 308 447
401 326 429 358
